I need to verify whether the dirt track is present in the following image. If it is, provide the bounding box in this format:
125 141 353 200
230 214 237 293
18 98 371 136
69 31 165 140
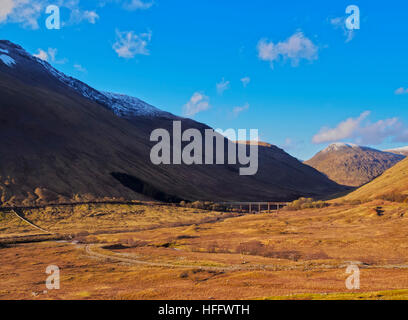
83 244 408 273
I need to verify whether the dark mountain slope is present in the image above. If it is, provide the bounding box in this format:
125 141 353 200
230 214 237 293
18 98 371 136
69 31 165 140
0 40 344 206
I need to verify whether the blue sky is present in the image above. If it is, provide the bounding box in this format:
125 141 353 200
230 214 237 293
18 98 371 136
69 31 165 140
1 0 407 160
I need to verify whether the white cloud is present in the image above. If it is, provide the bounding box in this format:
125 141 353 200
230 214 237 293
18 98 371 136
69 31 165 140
113 30 152 58
3 0 44 29
33 47 67 64
313 111 370 144
330 16 355 43
124 0 154 10
1 1 151 29
47 47 57 61
232 103 249 117
67 9 99 25
33 48 49 61
0 0 15 23
74 63 86 72
241 77 250 88
395 128 408 143
98 0 154 10
216 78 230 95
183 92 210 117
313 111 405 145
257 31 318 68
357 118 401 145
1 0 100 29
395 87 408 95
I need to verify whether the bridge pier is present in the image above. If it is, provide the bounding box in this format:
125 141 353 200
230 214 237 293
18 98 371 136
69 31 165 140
215 201 288 214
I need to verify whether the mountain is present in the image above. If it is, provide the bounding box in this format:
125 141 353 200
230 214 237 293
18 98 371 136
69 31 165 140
101 91 177 119
304 143 405 187
385 146 408 157
0 40 345 206
344 157 408 201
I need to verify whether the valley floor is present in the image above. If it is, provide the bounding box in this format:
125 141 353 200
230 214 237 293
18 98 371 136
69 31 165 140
1 201 408 300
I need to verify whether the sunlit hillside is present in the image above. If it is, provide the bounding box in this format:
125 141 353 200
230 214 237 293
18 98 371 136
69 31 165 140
344 157 408 202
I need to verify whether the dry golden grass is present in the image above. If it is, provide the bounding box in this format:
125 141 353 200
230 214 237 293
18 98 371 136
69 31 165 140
344 157 408 201
1 201 408 300
0 203 237 237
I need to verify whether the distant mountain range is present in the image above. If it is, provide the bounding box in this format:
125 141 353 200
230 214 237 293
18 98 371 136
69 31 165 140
385 146 408 156
0 40 345 206
305 143 405 187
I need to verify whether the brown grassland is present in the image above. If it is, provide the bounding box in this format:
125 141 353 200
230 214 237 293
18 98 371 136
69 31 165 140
1 200 408 300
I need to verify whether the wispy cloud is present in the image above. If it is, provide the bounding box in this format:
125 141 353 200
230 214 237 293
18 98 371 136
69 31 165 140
123 0 154 10
330 16 355 43
312 111 405 145
232 103 249 117
395 87 408 95
216 78 230 95
313 111 370 144
0 0 101 29
241 77 250 88
280 137 304 152
357 118 401 145
74 63 87 73
183 92 210 117
113 29 152 58
1 0 44 29
33 48 49 61
0 0 15 23
33 47 67 64
257 31 318 68
47 48 57 61
99 0 154 10
67 9 99 25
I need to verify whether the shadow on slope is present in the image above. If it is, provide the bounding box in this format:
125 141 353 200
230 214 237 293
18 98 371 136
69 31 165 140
111 172 183 203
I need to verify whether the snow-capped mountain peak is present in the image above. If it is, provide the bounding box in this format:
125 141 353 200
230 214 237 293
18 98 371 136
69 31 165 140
0 40 176 120
321 143 384 154
322 142 359 153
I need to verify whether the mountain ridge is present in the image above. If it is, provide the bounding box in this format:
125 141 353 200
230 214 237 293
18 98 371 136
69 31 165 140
385 146 408 156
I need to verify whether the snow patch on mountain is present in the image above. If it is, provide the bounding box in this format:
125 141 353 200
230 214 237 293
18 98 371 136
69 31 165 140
322 142 359 153
0 49 9 54
385 146 408 156
0 54 16 67
387 146 408 152
31 52 176 118
34 56 112 106
322 143 401 155
101 92 175 118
